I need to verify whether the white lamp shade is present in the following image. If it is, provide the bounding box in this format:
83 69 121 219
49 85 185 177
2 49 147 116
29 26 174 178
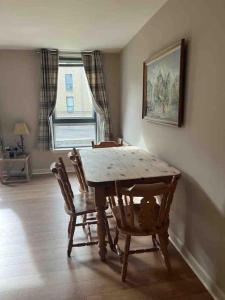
13 122 30 135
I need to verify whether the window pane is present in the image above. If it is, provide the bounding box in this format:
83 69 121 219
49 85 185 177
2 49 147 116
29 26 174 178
66 96 74 107
65 74 73 91
67 107 74 113
66 96 74 113
55 66 94 119
54 124 96 148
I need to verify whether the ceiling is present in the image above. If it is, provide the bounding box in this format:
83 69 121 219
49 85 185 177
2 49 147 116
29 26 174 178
0 0 167 52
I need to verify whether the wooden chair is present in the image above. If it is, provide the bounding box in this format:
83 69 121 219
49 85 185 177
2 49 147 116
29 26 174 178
67 149 94 226
67 149 89 193
91 138 123 148
68 148 114 231
58 157 74 197
51 160 111 257
111 176 178 281
68 148 117 199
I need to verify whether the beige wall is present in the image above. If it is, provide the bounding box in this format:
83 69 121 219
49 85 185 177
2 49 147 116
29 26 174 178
102 53 121 137
120 0 225 298
0 50 120 172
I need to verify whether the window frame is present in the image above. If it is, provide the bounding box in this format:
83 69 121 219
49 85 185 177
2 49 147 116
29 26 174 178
52 56 97 149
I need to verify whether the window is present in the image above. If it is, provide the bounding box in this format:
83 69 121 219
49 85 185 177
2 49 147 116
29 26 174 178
53 57 96 149
65 74 73 91
66 96 74 113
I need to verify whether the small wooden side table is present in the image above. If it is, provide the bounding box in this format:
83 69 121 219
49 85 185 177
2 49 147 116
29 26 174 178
0 154 31 184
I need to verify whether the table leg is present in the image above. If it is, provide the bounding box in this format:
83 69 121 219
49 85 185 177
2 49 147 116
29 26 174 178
0 162 3 184
95 186 107 261
25 157 31 181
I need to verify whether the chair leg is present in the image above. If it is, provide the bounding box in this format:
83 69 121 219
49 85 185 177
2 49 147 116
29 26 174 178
67 216 76 257
152 234 157 247
103 214 114 250
114 226 119 246
82 214 87 229
68 216 72 237
121 235 131 282
158 232 171 273
113 227 123 259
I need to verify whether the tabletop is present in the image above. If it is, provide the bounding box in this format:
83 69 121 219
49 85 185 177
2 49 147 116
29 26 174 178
80 146 180 186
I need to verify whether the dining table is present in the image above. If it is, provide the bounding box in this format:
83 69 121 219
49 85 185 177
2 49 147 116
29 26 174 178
80 145 181 261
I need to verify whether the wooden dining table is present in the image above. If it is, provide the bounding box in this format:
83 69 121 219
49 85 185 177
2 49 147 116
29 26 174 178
80 146 181 261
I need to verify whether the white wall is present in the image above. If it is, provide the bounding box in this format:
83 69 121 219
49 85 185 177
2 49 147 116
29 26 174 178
120 0 225 298
0 51 120 173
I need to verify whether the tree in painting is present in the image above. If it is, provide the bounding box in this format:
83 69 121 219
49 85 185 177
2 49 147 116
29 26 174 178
170 74 179 106
153 71 171 113
146 46 181 124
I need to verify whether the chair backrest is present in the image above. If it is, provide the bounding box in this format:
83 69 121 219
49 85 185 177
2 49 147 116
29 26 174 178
114 176 178 231
58 157 74 198
67 148 89 192
51 162 75 213
91 138 123 148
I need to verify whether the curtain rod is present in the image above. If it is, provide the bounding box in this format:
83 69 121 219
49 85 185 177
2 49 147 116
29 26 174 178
35 50 93 55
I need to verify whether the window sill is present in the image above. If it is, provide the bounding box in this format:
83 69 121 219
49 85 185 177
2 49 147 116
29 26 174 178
51 146 92 152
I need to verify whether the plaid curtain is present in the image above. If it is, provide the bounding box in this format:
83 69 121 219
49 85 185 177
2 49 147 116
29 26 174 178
38 49 58 150
81 51 111 141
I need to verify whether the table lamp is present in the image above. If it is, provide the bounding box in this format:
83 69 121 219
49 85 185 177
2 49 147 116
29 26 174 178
13 122 30 154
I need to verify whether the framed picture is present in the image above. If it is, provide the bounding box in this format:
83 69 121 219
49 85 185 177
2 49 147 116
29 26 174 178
143 39 186 127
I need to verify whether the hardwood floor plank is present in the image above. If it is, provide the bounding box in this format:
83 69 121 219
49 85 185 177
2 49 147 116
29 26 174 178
0 175 213 300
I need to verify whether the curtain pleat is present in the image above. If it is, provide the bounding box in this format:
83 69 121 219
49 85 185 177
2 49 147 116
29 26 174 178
81 51 111 141
38 49 58 150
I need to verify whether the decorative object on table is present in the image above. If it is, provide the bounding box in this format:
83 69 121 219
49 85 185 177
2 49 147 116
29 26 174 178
0 154 31 184
4 145 21 158
13 122 30 154
143 39 186 127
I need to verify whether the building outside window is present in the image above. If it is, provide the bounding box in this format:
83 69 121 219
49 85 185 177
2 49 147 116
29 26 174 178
66 96 74 113
53 57 96 149
65 74 73 91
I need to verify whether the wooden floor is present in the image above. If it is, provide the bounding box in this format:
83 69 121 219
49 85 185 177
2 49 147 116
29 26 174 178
0 175 212 300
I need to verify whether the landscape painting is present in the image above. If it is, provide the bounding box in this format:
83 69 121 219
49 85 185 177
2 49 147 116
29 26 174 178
143 39 185 126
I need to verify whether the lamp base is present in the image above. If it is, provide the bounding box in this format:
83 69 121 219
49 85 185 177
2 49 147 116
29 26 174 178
20 135 25 154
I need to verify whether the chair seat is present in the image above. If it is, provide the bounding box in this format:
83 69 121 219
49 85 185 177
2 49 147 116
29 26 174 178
65 192 110 216
112 203 160 236
64 192 96 216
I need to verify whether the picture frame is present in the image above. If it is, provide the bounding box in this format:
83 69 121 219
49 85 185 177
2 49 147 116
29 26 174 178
142 39 186 127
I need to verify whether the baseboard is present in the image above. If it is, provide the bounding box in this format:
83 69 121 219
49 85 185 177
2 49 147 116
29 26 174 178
32 167 74 175
170 231 225 300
